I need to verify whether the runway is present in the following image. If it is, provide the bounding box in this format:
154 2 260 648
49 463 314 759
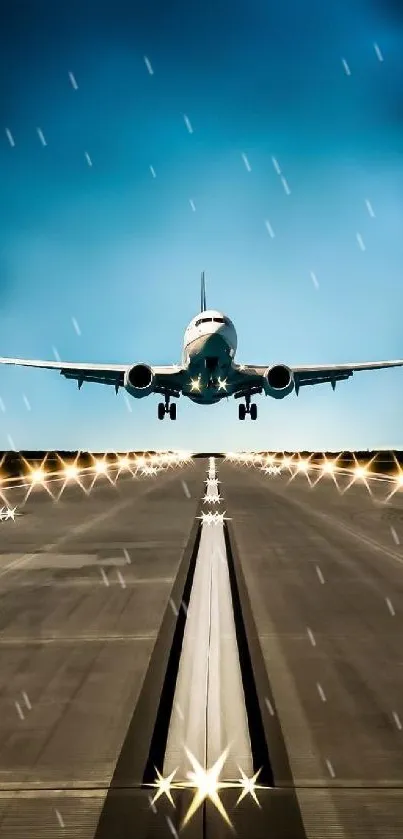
0 455 402 837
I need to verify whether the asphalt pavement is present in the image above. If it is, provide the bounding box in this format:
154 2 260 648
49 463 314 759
0 456 402 838
220 459 403 838
0 461 202 837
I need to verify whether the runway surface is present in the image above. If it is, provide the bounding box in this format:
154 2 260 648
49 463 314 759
0 456 402 837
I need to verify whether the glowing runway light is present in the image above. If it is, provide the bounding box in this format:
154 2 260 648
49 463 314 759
150 768 178 806
182 748 232 829
297 460 309 473
236 768 263 806
64 464 79 480
203 493 221 503
199 511 226 525
95 460 108 474
30 468 45 483
0 506 18 521
142 466 158 476
322 461 335 474
354 465 367 479
118 457 129 469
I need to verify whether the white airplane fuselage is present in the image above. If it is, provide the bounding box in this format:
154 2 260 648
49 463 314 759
182 310 238 404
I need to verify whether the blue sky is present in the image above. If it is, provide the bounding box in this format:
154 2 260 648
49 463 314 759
1 0 403 451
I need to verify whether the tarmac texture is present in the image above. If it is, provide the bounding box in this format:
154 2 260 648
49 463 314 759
0 456 402 837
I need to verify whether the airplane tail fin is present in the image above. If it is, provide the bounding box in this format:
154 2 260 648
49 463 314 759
200 271 207 312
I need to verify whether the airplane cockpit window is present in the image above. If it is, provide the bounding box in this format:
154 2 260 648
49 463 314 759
195 316 230 326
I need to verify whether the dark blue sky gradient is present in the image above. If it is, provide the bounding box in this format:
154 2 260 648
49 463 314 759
1 0 403 450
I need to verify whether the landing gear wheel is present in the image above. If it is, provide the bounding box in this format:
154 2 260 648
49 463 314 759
169 403 177 421
158 402 165 420
250 403 257 421
239 404 246 421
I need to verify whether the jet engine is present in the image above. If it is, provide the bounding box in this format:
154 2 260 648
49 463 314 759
124 364 155 398
263 364 295 399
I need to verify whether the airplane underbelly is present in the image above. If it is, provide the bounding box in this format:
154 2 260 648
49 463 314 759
188 391 223 404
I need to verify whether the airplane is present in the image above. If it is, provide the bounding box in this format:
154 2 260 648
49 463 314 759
1 271 403 421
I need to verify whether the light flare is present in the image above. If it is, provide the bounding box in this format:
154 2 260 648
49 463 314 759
236 768 263 807
181 748 233 828
149 768 178 807
321 460 335 474
30 468 46 483
190 377 201 392
63 464 79 480
199 511 227 525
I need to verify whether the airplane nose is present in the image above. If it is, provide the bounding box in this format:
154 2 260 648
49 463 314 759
205 332 227 350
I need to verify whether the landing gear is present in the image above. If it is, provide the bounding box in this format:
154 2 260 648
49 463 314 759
238 398 257 420
158 396 177 420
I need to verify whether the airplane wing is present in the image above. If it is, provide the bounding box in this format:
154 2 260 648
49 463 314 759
238 360 403 393
292 360 403 390
0 357 186 394
150 365 187 395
